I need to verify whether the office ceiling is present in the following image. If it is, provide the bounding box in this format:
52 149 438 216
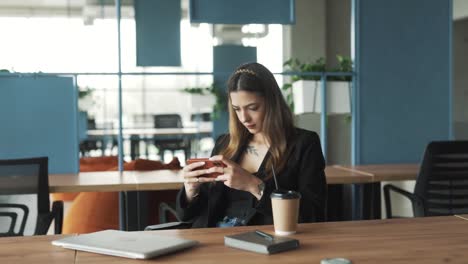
0 0 132 8
0 0 132 19
0 0 193 23
0 0 466 20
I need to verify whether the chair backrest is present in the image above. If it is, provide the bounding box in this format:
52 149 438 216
133 114 153 128
154 114 183 129
0 157 50 236
190 113 211 122
414 141 468 216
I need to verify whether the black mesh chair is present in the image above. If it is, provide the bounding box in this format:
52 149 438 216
153 114 191 160
0 157 63 236
384 141 468 218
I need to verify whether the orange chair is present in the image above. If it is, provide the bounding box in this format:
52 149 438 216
128 158 181 225
51 156 119 202
62 157 181 234
61 156 120 234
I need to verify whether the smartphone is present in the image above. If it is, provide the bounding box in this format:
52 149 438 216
186 158 226 178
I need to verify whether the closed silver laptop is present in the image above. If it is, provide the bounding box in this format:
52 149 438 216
52 229 198 259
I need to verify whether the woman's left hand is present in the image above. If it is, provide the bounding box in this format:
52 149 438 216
209 155 263 195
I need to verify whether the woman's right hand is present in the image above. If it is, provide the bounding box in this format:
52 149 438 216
182 161 216 202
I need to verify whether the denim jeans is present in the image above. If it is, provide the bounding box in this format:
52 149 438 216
216 216 246 227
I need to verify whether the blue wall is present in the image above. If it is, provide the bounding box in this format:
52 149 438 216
212 45 257 139
135 0 181 66
0 76 79 174
190 0 295 24
354 0 451 164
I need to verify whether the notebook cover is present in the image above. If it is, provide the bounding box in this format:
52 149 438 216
52 229 198 259
224 231 299 255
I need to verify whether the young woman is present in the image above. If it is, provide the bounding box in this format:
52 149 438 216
176 62 327 228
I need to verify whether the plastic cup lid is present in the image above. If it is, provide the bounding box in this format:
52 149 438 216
270 189 301 199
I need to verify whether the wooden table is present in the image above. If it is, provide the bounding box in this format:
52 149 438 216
455 214 468 221
335 163 419 182
49 170 184 193
325 165 373 184
49 165 373 194
334 164 420 220
0 234 76 264
2 216 468 264
48 166 375 229
49 167 373 229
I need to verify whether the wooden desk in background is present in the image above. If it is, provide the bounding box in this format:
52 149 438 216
49 166 373 229
335 163 419 182
48 165 374 193
334 163 420 220
49 165 417 227
48 170 183 193
1 216 468 264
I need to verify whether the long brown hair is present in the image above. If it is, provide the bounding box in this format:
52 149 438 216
220 62 295 177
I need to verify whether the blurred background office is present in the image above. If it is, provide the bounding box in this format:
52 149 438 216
2 0 466 164
0 0 467 232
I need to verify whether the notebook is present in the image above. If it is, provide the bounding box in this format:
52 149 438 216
52 229 199 259
224 230 299 255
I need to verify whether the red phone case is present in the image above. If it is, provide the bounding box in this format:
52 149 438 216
186 158 226 178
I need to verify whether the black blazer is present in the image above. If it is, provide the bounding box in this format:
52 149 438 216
176 128 327 228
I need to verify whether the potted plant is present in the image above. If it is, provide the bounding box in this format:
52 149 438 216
77 86 95 141
283 55 352 115
78 86 94 112
181 83 227 120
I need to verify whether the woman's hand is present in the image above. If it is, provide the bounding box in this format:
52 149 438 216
182 161 216 202
209 155 263 199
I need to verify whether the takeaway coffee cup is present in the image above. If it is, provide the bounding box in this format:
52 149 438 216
270 190 301 236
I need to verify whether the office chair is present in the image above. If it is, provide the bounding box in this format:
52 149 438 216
145 205 192 231
0 157 63 236
384 141 468 218
79 118 100 156
153 114 191 160
190 112 211 122
0 204 28 237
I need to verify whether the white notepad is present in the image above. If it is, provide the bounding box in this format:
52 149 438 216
52 229 199 259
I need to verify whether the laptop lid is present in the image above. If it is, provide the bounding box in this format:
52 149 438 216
52 229 198 259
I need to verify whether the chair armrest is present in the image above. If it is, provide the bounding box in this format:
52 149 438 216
383 184 421 219
144 222 192 231
0 203 29 236
159 202 179 224
52 200 64 234
0 212 18 236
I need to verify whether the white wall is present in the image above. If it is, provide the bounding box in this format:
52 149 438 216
454 0 468 21
326 0 351 68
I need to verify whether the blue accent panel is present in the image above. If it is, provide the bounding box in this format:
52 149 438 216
448 0 453 140
190 0 295 24
78 111 88 141
135 0 181 66
212 45 257 139
0 76 79 174
356 0 451 164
